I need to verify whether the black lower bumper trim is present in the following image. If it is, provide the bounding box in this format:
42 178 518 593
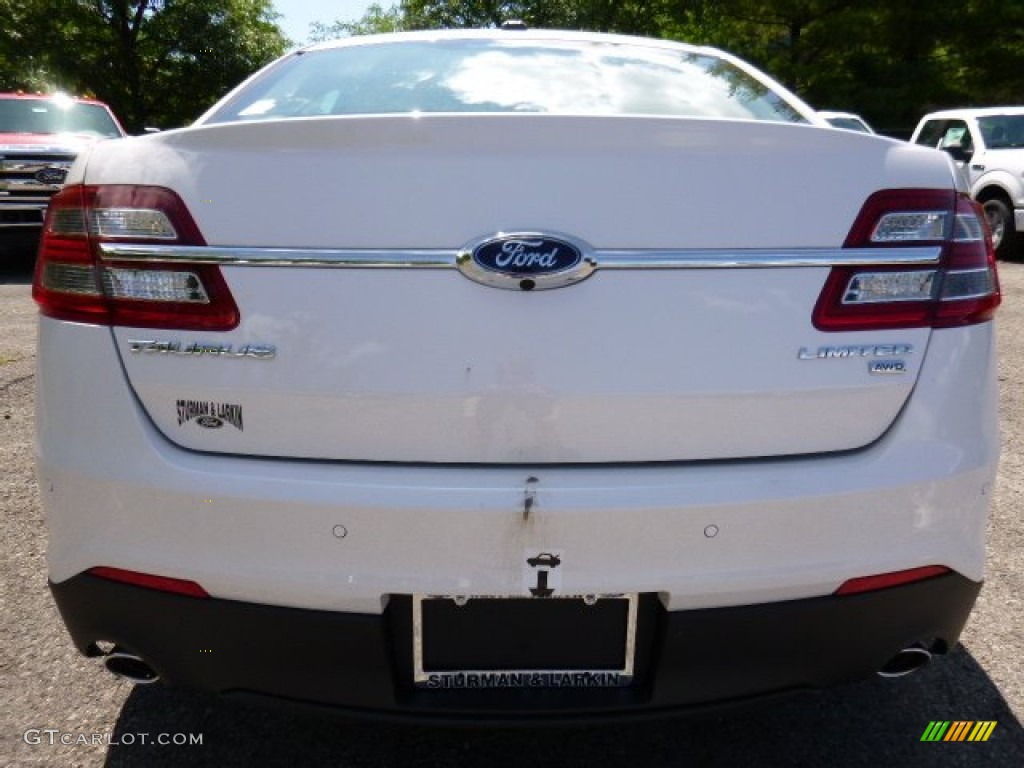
50 572 981 722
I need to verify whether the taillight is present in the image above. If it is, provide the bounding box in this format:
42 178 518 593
813 190 1000 331
33 185 239 330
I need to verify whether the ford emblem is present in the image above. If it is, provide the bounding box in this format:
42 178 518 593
35 166 68 186
457 232 595 291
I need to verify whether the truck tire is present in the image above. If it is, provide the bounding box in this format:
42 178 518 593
983 198 1017 260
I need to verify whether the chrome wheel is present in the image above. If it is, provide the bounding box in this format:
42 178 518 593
984 202 1006 249
982 198 1015 258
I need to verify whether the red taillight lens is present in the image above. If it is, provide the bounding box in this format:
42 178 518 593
87 566 210 598
33 185 239 330
934 196 1001 327
813 190 1000 331
834 565 951 596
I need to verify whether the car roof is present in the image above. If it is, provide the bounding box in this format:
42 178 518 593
0 92 107 104
817 111 862 120
302 27 725 58
920 106 1024 120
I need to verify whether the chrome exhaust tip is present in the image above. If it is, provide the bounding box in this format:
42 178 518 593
103 649 160 684
878 646 933 678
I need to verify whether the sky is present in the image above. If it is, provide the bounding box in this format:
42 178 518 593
273 0 376 45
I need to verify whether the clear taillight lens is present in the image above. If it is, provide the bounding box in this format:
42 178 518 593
813 190 1000 331
33 185 239 330
89 207 178 239
871 211 947 242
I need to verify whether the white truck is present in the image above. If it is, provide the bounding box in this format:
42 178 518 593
911 106 1024 259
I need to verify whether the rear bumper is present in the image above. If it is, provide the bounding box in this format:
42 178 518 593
52 570 981 722
38 318 999 613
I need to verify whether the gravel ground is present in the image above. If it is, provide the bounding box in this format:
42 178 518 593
1 259 1021 767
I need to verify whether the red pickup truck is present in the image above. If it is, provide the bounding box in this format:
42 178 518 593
0 93 125 260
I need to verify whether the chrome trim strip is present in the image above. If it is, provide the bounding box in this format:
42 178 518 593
0 145 77 153
596 247 942 268
1 159 74 172
1 179 62 191
98 243 943 269
99 243 454 268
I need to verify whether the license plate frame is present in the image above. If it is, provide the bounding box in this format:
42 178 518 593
412 593 639 689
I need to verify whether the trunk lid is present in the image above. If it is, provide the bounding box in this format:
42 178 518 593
92 116 945 463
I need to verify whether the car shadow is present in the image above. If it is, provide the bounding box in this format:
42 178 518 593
104 645 1021 767
0 256 34 285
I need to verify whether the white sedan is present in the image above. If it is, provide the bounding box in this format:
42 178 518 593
34 29 1000 721
818 109 875 133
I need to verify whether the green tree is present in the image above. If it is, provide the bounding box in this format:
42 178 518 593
0 0 52 90
1 0 288 131
940 0 1024 108
309 3 407 42
314 0 673 38
399 0 524 29
21 0 1010 137
398 0 670 33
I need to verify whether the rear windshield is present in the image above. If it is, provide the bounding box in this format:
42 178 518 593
207 39 807 124
0 98 122 138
